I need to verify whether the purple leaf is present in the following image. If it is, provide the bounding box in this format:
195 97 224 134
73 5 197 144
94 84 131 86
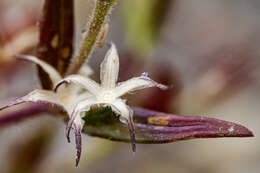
37 0 74 89
0 104 49 127
82 107 253 143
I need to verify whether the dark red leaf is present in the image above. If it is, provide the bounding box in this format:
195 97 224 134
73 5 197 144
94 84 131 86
83 107 253 143
37 0 74 89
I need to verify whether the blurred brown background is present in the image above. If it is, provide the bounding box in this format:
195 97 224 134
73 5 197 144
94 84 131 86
0 0 259 173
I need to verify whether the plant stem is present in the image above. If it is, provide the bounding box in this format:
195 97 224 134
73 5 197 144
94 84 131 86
66 0 116 75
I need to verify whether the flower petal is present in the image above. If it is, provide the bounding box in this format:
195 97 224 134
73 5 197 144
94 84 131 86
74 120 82 167
66 98 100 167
114 74 169 98
75 92 93 103
54 74 101 96
126 113 136 152
66 98 97 143
14 55 62 85
110 100 136 152
78 64 93 77
0 89 62 111
100 43 119 89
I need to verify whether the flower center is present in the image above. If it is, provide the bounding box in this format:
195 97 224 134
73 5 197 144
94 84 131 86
97 90 116 102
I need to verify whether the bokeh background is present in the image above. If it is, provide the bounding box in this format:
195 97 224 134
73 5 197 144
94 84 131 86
0 0 259 172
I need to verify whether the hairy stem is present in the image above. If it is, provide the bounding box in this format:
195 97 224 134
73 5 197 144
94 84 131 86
66 0 116 75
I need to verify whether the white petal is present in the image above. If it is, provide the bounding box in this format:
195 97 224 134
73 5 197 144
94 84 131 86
15 55 62 85
109 99 133 123
26 89 60 103
0 89 62 111
73 121 82 167
66 98 98 142
75 92 93 103
109 99 136 152
100 43 119 89
54 75 101 96
78 64 93 77
73 98 99 113
114 75 168 98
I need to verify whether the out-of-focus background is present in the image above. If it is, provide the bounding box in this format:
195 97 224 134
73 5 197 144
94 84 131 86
0 0 259 172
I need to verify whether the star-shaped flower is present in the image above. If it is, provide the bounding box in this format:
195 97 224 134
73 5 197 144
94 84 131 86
0 55 93 166
0 43 168 166
54 43 168 155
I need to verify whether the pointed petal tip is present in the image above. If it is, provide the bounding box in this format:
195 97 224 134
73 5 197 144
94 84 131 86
13 54 62 85
139 72 169 90
65 126 71 143
0 98 26 111
13 54 38 62
131 143 136 153
13 54 27 60
107 42 118 59
75 125 82 167
0 105 9 111
110 42 116 49
66 120 73 143
142 76 169 90
100 41 120 88
126 116 137 153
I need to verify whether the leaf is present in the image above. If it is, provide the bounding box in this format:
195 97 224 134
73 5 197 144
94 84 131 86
37 0 74 89
0 104 253 143
0 104 49 126
82 107 253 143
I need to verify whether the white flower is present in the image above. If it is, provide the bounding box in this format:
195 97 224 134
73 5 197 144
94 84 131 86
0 43 168 166
0 55 93 166
54 43 168 153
